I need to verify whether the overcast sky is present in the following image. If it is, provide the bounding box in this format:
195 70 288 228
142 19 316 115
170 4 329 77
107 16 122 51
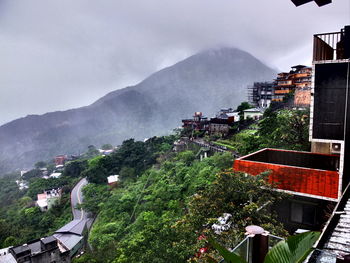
0 0 349 125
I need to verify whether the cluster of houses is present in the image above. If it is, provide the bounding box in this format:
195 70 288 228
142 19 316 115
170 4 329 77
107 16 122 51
0 219 88 263
248 65 312 109
182 108 263 137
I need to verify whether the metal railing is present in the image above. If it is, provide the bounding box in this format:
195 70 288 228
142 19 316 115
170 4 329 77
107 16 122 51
231 235 284 263
313 27 349 61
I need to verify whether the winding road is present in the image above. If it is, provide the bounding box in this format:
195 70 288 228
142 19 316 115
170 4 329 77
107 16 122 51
71 177 89 220
70 177 94 230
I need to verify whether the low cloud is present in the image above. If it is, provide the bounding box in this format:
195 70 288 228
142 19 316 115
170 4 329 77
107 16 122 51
0 0 349 124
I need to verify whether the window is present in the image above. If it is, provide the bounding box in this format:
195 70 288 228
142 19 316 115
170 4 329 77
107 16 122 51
290 202 316 225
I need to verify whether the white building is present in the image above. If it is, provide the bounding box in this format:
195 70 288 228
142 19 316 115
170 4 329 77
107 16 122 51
107 175 119 185
243 108 264 120
36 188 62 211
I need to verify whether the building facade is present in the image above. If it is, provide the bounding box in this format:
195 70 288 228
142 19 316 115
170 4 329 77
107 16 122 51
36 188 62 211
182 112 209 132
272 65 312 104
248 82 274 108
2 236 71 263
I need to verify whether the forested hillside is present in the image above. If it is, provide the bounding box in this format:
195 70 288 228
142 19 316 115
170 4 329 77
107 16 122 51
0 107 311 263
73 141 287 263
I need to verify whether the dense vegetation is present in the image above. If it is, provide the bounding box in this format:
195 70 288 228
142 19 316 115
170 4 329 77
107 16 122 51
215 108 310 155
73 137 287 262
0 166 81 248
0 106 311 262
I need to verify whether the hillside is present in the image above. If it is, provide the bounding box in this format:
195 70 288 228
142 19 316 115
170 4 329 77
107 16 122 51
0 47 276 174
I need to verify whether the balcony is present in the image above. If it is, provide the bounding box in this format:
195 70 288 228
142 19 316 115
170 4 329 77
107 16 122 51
313 26 350 62
233 148 340 199
293 73 310 78
274 90 291 94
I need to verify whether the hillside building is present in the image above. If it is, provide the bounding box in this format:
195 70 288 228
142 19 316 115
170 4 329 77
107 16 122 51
55 155 67 166
0 220 88 263
182 109 240 137
307 25 350 261
182 112 209 132
36 188 62 212
272 65 312 104
107 175 119 185
234 26 349 235
209 109 240 136
0 236 71 263
243 108 264 120
54 220 87 259
248 82 274 108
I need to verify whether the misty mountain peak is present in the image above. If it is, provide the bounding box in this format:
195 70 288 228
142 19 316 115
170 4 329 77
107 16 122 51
0 48 276 174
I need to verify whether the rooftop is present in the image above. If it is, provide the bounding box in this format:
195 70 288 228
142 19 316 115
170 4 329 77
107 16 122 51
234 148 340 200
0 248 16 263
55 219 86 236
243 108 264 113
54 233 83 251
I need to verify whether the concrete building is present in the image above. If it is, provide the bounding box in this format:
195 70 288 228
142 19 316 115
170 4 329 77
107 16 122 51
272 65 312 104
2 236 70 263
182 112 209 132
36 188 62 212
243 108 264 120
306 25 350 262
248 82 274 109
209 109 240 136
54 220 88 258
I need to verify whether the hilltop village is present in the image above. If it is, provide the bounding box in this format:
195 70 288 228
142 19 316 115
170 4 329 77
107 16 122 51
0 20 349 263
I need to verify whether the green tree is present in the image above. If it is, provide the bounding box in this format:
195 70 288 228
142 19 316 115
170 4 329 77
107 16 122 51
62 160 88 178
83 165 108 184
258 109 310 151
101 144 114 150
35 161 47 169
22 169 43 181
86 145 100 158
236 102 252 118
80 184 110 215
86 152 232 263
175 171 287 262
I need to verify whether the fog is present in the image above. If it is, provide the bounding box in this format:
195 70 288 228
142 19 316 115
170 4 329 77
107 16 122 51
0 0 349 125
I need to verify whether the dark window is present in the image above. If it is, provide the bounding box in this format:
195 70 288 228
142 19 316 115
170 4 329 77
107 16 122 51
290 202 316 225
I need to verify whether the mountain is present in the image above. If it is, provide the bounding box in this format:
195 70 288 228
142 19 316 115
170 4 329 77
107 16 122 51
0 47 276 174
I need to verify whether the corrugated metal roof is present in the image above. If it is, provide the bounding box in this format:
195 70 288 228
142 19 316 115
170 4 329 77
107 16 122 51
55 219 86 236
54 233 83 251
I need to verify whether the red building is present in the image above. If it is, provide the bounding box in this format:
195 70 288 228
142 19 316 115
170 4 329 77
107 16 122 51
234 148 340 200
55 155 67 166
233 148 340 232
